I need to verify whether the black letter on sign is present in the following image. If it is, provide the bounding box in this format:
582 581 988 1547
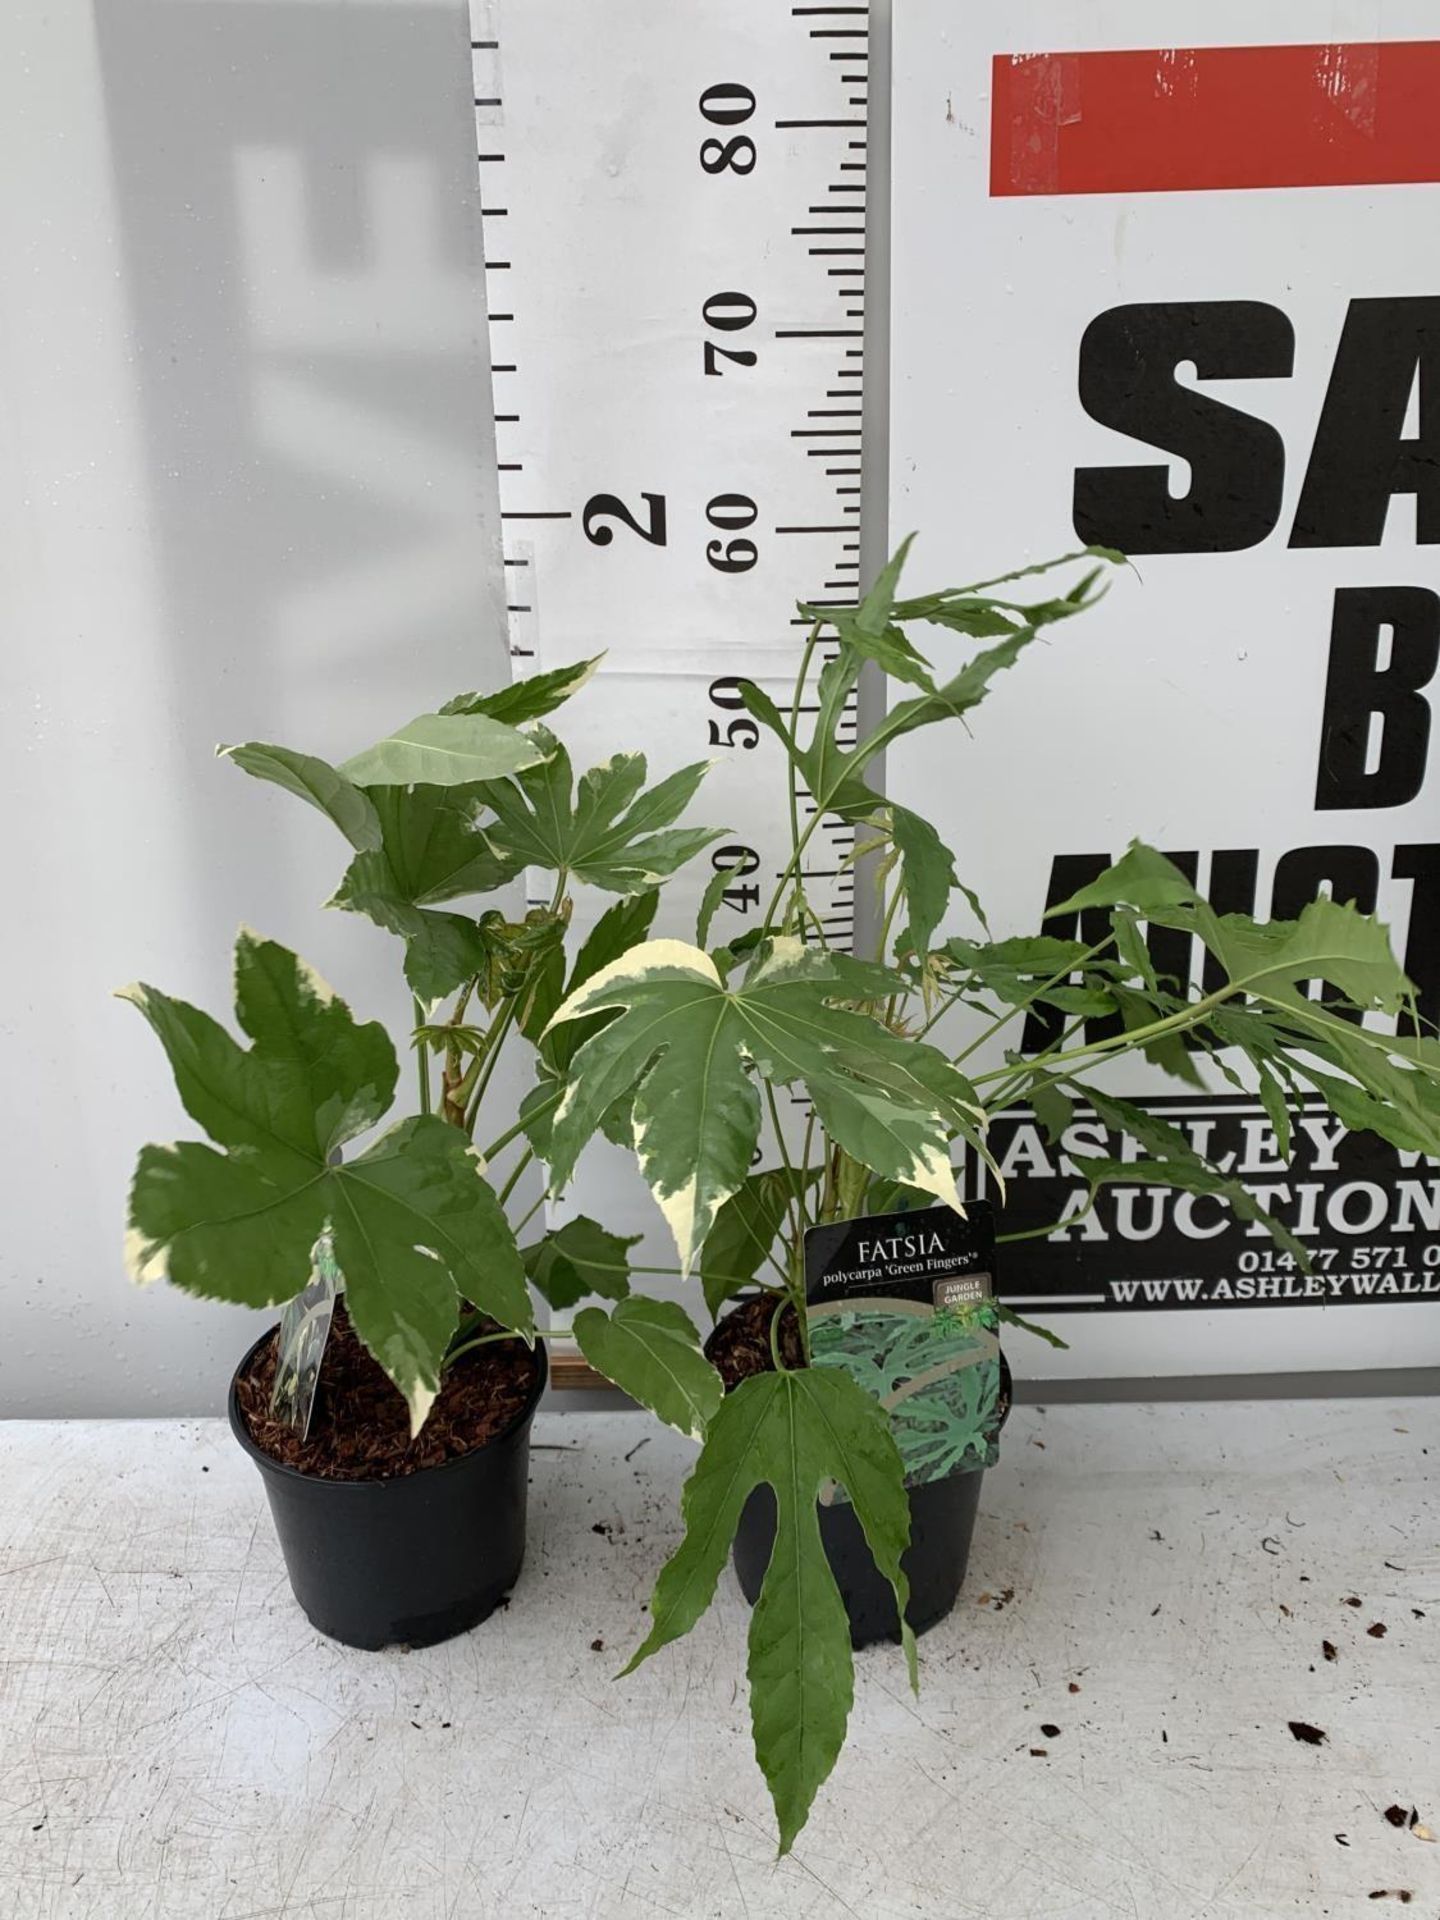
1272 846 1381 1026
1394 844 1440 1036
1314 586 1438 810
1073 302 1294 554
1291 297 1440 548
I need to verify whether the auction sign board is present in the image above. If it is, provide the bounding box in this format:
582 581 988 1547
890 2 1439 1374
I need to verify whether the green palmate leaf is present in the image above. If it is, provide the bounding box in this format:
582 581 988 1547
476 727 724 893
1049 852 1440 1156
889 803 958 957
1075 1086 1311 1266
622 1367 914 1854
543 938 984 1271
1029 1080 1074 1145
329 785 526 1003
1112 908 1160 989
856 528 916 633
516 1079 563 1159
119 932 531 1431
522 1215 638 1311
572 1297 722 1441
695 864 733 949
893 544 1124 611
540 890 660 1070
1073 1153 1312 1268
339 711 548 788
440 655 603 726
700 1167 818 1318
1109 982 1206 1088
1046 840 1206 921
1254 1060 1294 1161
220 742 382 852
943 934 1093 1007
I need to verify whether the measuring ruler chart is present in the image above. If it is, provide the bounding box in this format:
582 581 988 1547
468 1 872 977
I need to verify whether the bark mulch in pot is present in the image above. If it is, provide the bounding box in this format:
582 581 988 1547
234 1304 540 1482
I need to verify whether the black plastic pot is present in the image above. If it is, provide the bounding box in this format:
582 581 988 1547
228 1330 547 1651
729 1350 1012 1649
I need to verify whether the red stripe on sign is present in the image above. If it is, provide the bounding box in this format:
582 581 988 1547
992 42 1440 196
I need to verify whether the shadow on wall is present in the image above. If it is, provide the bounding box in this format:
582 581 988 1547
94 0 505 943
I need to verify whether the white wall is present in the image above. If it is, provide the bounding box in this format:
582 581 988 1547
0 1 514 1415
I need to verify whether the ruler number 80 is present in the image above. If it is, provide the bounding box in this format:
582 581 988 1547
699 83 756 176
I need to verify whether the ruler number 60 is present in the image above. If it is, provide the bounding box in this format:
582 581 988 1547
707 494 757 575
700 83 756 176
582 492 668 548
703 291 757 377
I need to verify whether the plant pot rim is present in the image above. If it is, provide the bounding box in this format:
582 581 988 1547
227 1325 548 1491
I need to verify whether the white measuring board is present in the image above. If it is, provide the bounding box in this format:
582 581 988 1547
468 2 873 1264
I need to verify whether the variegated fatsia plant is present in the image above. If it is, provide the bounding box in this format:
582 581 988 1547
531 538 1440 1854
120 656 728 1431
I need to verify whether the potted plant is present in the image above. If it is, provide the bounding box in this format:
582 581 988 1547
532 538 1440 1851
120 655 724 1649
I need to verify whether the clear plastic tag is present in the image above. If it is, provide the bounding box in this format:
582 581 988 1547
269 1230 340 1440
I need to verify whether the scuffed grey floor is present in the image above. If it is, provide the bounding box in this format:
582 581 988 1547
1 1403 1435 1917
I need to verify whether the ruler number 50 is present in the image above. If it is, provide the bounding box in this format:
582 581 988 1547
709 677 759 753
699 83 756 176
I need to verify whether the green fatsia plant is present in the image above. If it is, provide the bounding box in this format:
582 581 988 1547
121 655 726 1430
538 539 1440 1852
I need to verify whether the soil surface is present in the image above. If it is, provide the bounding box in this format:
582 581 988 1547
706 1292 1013 1430
705 1293 805 1389
234 1305 540 1482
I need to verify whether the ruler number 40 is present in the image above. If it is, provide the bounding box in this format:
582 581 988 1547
710 840 761 916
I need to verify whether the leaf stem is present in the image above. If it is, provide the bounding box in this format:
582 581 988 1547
464 869 570 1135
514 1192 546 1236
497 1144 535 1208
972 985 1232 1093
763 1084 804 1249
769 1294 791 1372
946 937 1115 1063
447 1323 569 1367
413 998 432 1115
479 1086 561 1165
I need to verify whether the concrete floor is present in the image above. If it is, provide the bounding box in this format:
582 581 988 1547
1 1400 1436 1919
